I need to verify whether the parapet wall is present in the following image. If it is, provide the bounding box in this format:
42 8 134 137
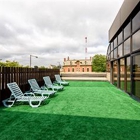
61 72 107 81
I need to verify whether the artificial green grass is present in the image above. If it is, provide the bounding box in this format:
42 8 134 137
0 81 140 140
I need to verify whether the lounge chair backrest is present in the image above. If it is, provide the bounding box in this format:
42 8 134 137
55 74 61 81
28 79 41 91
7 82 24 99
43 76 52 86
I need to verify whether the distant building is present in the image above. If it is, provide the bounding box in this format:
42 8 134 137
63 57 92 72
48 64 57 69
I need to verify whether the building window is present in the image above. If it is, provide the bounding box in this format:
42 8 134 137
68 68 70 72
87 68 89 72
82 68 84 72
120 58 125 90
118 44 123 58
114 48 117 59
107 54 110 61
111 51 113 60
118 32 123 45
107 45 111 55
72 68 74 72
132 30 140 52
124 38 130 55
114 37 118 48
124 22 131 40
126 57 131 93
106 61 110 72
113 61 118 86
132 11 140 33
132 55 140 98
110 42 114 51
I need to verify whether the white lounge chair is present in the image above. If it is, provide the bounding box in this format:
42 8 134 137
2 82 47 108
54 74 69 86
43 76 63 91
28 79 56 97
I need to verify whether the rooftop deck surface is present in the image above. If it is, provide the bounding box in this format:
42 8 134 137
0 81 140 140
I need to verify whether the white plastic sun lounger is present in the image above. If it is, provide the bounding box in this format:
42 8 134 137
54 74 69 86
28 79 56 97
43 76 63 91
2 82 47 108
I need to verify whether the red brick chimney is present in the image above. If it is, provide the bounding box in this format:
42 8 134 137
64 58 66 61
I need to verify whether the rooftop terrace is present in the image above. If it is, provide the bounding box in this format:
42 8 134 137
0 81 140 140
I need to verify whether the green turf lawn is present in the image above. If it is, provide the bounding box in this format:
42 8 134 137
0 81 140 140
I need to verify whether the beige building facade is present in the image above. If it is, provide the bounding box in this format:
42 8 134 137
63 57 92 72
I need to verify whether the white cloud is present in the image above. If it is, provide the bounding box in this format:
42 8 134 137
0 0 123 67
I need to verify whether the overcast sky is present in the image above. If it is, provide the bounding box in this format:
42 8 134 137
0 0 123 67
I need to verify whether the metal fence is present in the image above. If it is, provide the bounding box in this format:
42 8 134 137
0 67 60 104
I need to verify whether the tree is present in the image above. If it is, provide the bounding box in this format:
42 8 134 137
92 54 106 72
0 60 23 67
39 66 47 69
0 61 6 67
5 60 22 67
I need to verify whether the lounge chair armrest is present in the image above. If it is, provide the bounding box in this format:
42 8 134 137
41 86 48 91
24 92 35 97
53 81 57 84
54 81 62 86
53 83 59 86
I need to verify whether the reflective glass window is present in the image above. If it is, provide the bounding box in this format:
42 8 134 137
124 38 130 55
126 57 131 93
111 51 113 60
118 32 123 45
114 37 117 48
114 48 117 59
111 42 114 51
118 44 123 58
106 61 110 72
132 30 140 52
107 45 110 55
124 22 131 40
132 11 140 33
132 55 140 98
107 54 110 61
120 58 125 90
113 61 118 86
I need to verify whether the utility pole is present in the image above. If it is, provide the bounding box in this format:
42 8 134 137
30 55 38 68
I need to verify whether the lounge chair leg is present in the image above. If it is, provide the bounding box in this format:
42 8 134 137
29 100 42 108
2 98 15 107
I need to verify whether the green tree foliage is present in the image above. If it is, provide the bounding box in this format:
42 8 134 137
39 66 46 69
92 54 106 72
0 61 6 67
0 60 22 67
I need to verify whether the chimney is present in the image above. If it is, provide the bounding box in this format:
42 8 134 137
64 58 66 61
90 56 92 61
67 56 69 61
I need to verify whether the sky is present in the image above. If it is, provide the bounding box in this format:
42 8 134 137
0 0 124 67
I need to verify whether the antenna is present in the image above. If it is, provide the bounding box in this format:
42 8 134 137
85 37 87 60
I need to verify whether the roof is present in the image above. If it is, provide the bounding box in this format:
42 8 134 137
63 59 92 66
